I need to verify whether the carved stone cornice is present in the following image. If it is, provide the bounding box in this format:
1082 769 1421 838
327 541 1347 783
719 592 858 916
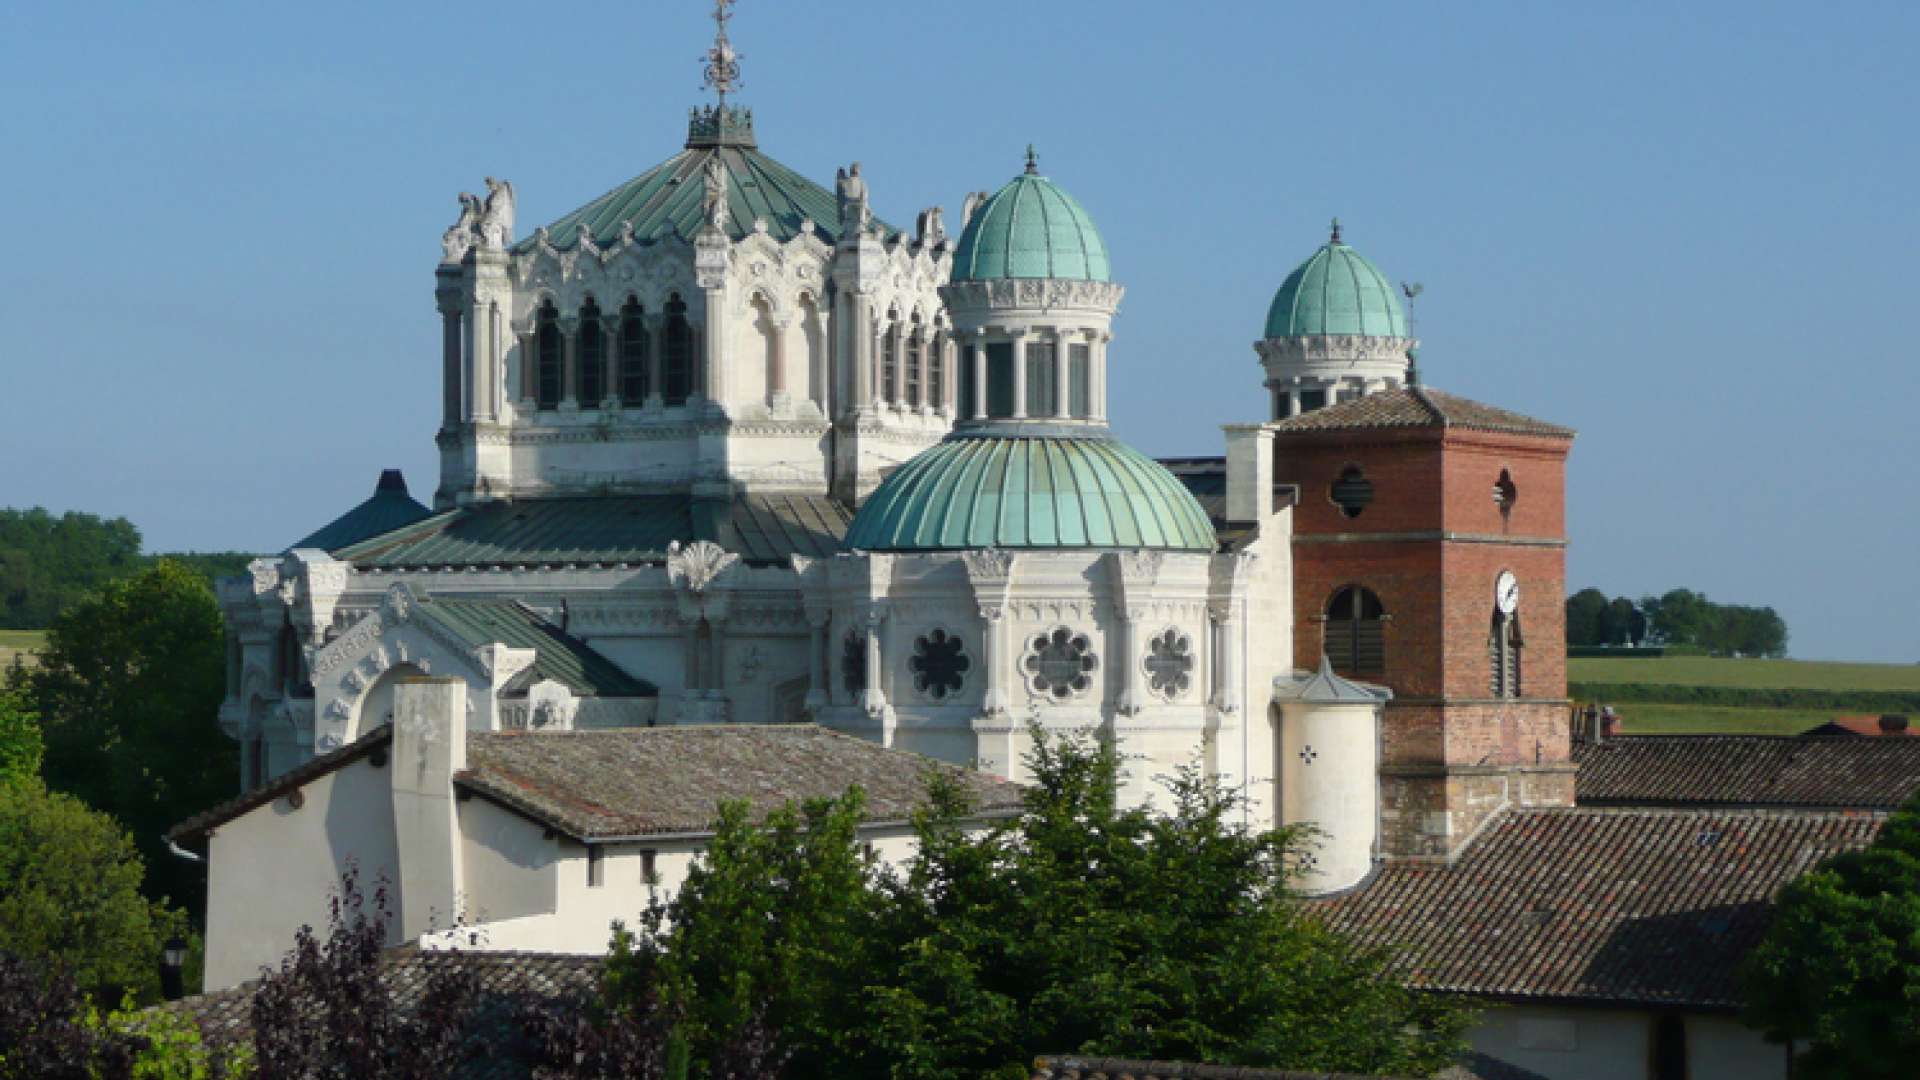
1255 335 1417 365
940 278 1124 316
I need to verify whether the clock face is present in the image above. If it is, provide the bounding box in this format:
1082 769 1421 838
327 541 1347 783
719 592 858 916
1496 571 1520 615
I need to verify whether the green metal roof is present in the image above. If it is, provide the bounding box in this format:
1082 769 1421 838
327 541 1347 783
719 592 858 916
288 470 432 554
334 492 853 570
950 157 1110 282
520 145 896 251
1264 225 1408 339
414 598 654 698
843 433 1216 552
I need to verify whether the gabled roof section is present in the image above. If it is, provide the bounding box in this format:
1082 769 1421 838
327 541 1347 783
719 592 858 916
287 470 433 554
1267 387 1574 439
169 726 395 844
411 598 653 698
520 144 896 250
1574 734 1920 810
1319 806 1883 1009
457 725 1028 841
334 492 853 570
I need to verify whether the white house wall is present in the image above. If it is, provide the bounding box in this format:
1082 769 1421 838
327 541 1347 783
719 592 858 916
1466 1005 1788 1080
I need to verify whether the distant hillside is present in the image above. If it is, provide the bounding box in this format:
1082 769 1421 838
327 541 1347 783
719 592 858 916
1570 656 1920 734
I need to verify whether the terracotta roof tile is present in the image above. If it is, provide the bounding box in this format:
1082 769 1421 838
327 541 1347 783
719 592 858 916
1574 735 1920 809
1267 388 1573 439
459 725 1028 840
1318 806 1882 1008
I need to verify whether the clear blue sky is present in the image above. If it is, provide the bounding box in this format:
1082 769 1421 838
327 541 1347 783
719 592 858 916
1 1 1914 662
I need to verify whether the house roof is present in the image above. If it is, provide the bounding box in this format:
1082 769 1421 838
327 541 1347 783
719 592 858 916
1804 714 1917 737
1574 734 1920 810
333 492 853 569
168 725 396 844
288 469 434 554
151 947 600 1080
411 597 653 698
1266 387 1574 440
1031 1055 1412 1080
458 725 1028 841
1317 806 1883 1009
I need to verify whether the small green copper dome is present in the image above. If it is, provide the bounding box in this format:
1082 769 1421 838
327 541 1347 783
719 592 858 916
1264 222 1408 339
844 433 1215 552
950 150 1110 283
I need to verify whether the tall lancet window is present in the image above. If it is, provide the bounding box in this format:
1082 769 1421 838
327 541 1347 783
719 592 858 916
905 314 924 407
1026 339 1057 417
929 326 946 411
880 310 900 405
663 293 693 405
1069 342 1091 418
578 298 604 406
1490 610 1523 697
535 300 563 410
1325 585 1386 679
619 298 649 405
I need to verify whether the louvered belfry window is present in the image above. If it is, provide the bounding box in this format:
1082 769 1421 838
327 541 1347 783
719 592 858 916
1490 611 1523 697
881 312 900 404
578 299 604 405
663 294 693 405
1325 585 1386 678
535 301 563 409
619 299 649 405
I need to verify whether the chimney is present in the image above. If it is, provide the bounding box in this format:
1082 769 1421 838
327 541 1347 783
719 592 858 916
390 677 468 942
1224 424 1277 527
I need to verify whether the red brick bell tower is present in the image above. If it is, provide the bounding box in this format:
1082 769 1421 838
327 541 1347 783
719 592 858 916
1269 386 1576 859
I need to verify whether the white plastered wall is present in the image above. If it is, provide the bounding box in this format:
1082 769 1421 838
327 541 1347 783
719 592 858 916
1467 1005 1788 1080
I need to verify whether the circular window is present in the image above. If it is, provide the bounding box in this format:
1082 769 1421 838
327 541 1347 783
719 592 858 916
1024 627 1098 701
1330 465 1374 519
909 629 970 700
1144 628 1195 699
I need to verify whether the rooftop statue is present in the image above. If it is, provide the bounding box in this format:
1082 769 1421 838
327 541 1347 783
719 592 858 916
835 162 870 235
477 177 516 249
441 191 481 262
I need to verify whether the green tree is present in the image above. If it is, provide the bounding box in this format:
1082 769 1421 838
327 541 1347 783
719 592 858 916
0 779 188 1005
0 687 38 784
1564 588 1608 647
27 560 231 916
1742 795 1920 1078
0 508 144 630
1598 596 1639 646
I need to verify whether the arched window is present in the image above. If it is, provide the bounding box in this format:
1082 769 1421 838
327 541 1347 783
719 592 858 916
905 314 924 407
578 298 604 406
929 326 946 411
1490 609 1523 697
1069 341 1091 418
663 293 693 405
535 300 563 409
619 298 649 405
1026 339 1057 417
1325 585 1386 678
880 310 900 405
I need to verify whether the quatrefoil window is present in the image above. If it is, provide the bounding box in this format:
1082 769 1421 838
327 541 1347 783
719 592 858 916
1144 628 1194 699
909 629 970 700
1025 627 1098 701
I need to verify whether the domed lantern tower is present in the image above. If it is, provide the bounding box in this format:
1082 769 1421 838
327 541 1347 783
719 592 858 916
1255 221 1417 419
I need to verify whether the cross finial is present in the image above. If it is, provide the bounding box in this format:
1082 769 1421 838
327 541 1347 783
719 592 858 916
702 0 742 105
1330 216 1342 244
1025 144 1039 175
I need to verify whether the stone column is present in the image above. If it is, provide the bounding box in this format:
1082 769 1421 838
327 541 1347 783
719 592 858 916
1115 607 1143 715
1093 331 1111 422
804 615 829 712
602 315 619 408
768 314 791 409
1054 328 1073 420
561 318 579 408
437 288 462 429
700 289 725 406
1011 330 1029 420
851 294 873 413
1209 604 1238 713
970 334 988 420
683 620 703 696
517 331 537 406
859 608 888 718
648 315 666 406
977 604 1006 716
707 613 728 704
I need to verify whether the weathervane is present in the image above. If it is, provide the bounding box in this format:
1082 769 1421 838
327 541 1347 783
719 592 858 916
701 0 742 106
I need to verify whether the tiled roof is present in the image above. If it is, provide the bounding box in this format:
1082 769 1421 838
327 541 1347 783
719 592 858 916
1318 806 1882 1008
1031 1055 1412 1080
413 598 652 698
152 947 600 1080
1266 388 1573 439
168 725 395 844
334 492 853 569
288 469 433 554
1574 735 1920 809
459 725 1028 841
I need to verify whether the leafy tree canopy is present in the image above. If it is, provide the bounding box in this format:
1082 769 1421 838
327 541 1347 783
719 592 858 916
1742 794 1920 1078
0 687 39 784
26 560 231 917
1566 586 1788 656
0 504 255 632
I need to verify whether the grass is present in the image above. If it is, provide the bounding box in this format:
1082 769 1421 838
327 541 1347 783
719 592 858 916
1569 656 1920 692
0 629 45 672
1571 656 1920 736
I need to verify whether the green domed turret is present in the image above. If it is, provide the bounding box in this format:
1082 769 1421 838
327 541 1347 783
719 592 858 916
1264 221 1408 339
950 148 1110 282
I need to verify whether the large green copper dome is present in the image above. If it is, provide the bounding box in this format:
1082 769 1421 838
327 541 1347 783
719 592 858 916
1264 224 1408 339
844 432 1215 552
950 153 1110 283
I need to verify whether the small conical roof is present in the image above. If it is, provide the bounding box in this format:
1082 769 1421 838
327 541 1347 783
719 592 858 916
287 470 433 554
1272 656 1393 704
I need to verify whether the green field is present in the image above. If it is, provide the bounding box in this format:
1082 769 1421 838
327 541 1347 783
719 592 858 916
1571 656 1920 735
0 629 45 671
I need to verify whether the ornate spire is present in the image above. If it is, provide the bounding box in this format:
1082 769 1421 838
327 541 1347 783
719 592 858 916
1330 216 1342 244
1024 144 1039 175
701 0 742 106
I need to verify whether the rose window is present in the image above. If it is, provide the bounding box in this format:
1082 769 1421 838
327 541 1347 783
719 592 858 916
1024 627 1098 701
1144 628 1194 699
908 629 969 700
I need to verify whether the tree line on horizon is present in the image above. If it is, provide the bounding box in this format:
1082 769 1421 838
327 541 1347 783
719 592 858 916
1566 586 1789 658
0 506 254 630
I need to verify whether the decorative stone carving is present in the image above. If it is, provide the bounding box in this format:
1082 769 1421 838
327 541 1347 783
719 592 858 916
908 629 969 700
1145 628 1195 700
1024 627 1098 702
477 176 516 248
383 583 416 623
666 540 739 593
703 154 729 232
443 192 481 263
